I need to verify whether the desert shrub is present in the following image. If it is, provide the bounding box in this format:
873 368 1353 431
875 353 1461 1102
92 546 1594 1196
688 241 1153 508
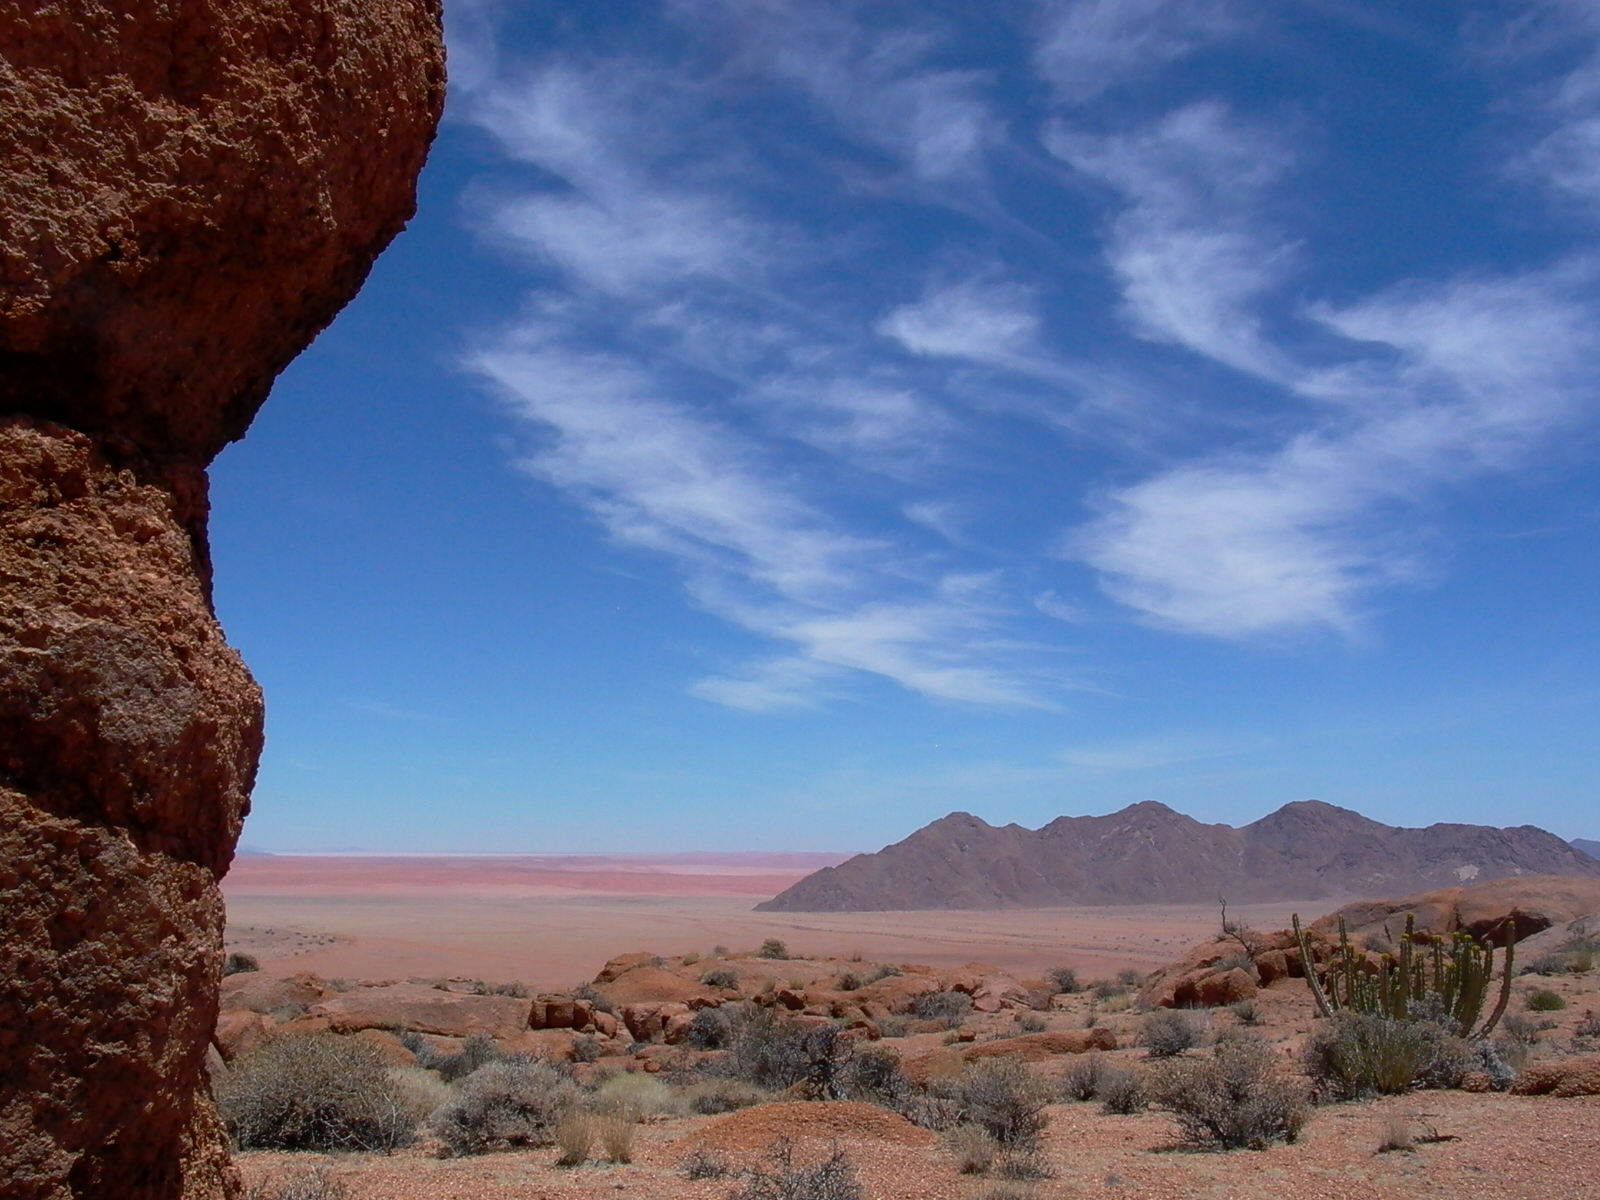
875 1015 909 1038
1097 1067 1147 1115
758 938 791 960
960 1058 1051 1149
399 1031 503 1083
683 951 702 965
992 1149 1053 1180
1142 1010 1200 1058
432 1060 582 1156
1364 934 1395 955
1060 1052 1110 1102
1500 1013 1546 1047
868 963 902 981
1149 1033 1309 1150
1526 989 1567 1011
836 972 863 991
681 1147 733 1179
1464 1040 1515 1091
591 1072 681 1121
686 1005 738 1050
1016 1013 1048 1033
1302 1015 1462 1099
218 1033 418 1152
571 1033 603 1063
1376 1114 1414 1153
944 1122 999 1174
701 967 740 990
1231 999 1260 1026
911 990 973 1028
571 981 614 1014
719 1008 850 1094
1576 1014 1600 1039
730 1140 862 1200
242 1168 348 1200
1091 980 1127 1001
683 1077 767 1114
598 1115 634 1163
224 952 261 976
1523 954 1571 976
387 1065 452 1123
1117 968 1143 988
1046 966 1081 994
555 1114 594 1166
839 1045 910 1106
713 944 730 956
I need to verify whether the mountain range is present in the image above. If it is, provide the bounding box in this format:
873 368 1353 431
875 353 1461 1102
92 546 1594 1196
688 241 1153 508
756 801 1600 911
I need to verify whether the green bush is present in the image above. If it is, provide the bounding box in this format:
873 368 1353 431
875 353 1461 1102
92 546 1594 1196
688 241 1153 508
1526 989 1567 1012
701 967 740 989
218 1033 419 1152
224 952 261 976
1149 1033 1310 1150
1302 1014 1464 1099
757 938 791 960
432 1060 582 1155
1142 1009 1200 1058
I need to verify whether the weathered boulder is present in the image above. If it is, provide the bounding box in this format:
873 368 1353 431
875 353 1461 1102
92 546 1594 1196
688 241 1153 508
597 964 722 1008
0 4 444 1195
1509 1055 1600 1098
212 1012 271 1064
307 984 532 1040
218 971 328 1017
958 1029 1118 1064
1315 876 1600 946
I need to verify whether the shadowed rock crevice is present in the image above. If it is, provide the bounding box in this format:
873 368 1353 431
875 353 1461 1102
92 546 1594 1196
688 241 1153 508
0 3 445 1195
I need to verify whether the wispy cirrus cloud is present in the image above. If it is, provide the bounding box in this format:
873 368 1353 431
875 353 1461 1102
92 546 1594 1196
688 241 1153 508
453 0 1600 704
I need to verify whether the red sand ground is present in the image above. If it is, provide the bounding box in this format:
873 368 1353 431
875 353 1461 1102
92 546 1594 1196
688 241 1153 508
223 854 1326 989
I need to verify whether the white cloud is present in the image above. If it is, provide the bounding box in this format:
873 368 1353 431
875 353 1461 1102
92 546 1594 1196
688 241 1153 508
1079 264 1600 636
881 277 1041 362
1033 0 1245 104
1048 101 1299 379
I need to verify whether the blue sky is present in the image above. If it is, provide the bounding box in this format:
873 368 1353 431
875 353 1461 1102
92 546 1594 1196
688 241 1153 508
212 0 1600 853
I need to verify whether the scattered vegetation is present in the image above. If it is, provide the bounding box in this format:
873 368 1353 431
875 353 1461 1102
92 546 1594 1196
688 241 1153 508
757 938 792 960
597 1114 634 1163
218 1033 420 1152
1060 1052 1111 1102
1231 998 1260 1026
1294 912 1513 1038
1301 1014 1465 1099
729 1140 862 1200
959 1058 1051 1149
1015 1013 1048 1033
910 990 973 1028
1097 1067 1148 1115
1149 1032 1310 1150
1526 988 1567 1012
399 1031 502 1083
432 1060 582 1156
681 1147 733 1179
1141 1009 1200 1058
554 1114 593 1167
242 1168 348 1200
224 952 261 976
1046 966 1081 994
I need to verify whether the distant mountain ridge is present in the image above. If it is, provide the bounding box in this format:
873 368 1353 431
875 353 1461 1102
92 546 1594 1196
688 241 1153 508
756 801 1600 912
1573 838 1600 859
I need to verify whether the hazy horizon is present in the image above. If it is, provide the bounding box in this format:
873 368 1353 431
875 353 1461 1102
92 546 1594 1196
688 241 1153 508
213 1 1600 854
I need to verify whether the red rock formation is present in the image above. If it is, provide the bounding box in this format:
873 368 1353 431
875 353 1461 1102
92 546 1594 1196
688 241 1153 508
0 3 444 1196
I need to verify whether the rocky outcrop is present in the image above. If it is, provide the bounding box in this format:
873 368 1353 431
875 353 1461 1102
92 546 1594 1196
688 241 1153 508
1509 1055 1600 1097
0 4 444 1196
758 801 1600 911
307 985 533 1041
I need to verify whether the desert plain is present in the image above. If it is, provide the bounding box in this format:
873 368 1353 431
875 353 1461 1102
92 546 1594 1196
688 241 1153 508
222 853 1321 986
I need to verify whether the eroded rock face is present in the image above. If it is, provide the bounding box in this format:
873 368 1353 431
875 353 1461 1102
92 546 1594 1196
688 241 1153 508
0 3 444 1196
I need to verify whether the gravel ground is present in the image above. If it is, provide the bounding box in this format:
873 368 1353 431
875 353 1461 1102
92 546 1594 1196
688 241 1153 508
237 1091 1600 1200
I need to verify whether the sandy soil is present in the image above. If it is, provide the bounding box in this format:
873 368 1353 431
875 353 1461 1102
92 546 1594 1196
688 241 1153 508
223 855 1326 988
236 1090 1600 1200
